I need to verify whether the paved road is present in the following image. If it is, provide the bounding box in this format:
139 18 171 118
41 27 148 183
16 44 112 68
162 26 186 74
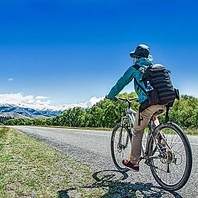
11 126 198 198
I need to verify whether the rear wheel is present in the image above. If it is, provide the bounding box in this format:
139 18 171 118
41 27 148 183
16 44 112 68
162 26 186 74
148 122 192 191
111 123 132 172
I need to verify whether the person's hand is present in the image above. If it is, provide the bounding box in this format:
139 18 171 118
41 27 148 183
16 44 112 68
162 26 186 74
105 95 118 101
113 96 118 101
105 95 109 100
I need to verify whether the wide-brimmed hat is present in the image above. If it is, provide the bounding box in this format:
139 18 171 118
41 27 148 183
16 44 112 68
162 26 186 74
130 44 151 58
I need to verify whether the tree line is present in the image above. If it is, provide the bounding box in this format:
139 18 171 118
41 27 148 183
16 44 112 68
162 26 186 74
0 116 13 124
4 93 198 129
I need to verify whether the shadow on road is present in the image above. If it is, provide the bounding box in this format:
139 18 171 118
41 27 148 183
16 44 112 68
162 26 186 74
57 169 182 198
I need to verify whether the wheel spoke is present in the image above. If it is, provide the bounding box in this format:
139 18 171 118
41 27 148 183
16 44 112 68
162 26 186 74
148 123 192 191
111 124 131 172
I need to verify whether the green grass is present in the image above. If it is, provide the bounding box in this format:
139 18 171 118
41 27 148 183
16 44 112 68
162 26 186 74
0 127 107 198
184 128 198 135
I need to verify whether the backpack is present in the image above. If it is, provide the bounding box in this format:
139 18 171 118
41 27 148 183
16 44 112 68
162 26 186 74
133 64 180 108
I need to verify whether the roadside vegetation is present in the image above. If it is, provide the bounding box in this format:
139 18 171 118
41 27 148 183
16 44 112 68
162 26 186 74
0 127 108 197
3 93 198 135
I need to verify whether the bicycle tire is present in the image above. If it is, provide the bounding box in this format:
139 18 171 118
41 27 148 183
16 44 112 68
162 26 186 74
148 122 192 191
111 123 132 172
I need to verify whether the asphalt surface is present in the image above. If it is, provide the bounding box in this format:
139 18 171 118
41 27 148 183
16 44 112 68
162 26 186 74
10 126 198 198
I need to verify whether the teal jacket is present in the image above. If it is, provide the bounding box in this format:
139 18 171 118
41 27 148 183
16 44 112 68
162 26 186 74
107 58 152 104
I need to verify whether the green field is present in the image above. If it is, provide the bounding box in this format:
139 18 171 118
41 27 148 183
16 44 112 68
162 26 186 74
0 127 107 198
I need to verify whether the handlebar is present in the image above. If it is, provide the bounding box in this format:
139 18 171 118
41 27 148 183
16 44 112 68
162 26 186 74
116 97 139 108
116 97 138 102
105 95 139 108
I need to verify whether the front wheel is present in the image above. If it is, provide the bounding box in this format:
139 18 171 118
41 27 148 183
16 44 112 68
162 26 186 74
148 122 192 191
111 123 132 172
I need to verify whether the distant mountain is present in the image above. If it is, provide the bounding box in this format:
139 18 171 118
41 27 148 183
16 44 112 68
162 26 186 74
0 104 64 119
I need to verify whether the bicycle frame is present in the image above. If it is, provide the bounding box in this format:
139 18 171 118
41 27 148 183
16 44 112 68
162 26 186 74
120 108 136 129
119 97 136 124
117 97 161 161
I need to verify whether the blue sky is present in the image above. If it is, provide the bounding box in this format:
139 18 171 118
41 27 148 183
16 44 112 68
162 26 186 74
0 0 198 109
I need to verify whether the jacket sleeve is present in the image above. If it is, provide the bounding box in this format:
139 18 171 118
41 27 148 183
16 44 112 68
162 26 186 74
107 66 135 100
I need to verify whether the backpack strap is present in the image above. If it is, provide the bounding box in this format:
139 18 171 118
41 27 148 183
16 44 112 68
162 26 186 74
164 101 174 122
138 99 150 125
134 77 147 95
133 65 152 125
133 64 140 70
133 64 152 72
132 64 147 94
134 77 150 125
133 64 147 73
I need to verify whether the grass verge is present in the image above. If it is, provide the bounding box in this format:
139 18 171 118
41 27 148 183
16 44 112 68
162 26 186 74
0 127 107 198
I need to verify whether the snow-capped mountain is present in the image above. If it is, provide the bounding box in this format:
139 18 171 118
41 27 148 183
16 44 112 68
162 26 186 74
0 95 103 119
0 104 64 118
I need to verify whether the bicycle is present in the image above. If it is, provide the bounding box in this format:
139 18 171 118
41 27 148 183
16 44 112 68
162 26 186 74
111 97 192 191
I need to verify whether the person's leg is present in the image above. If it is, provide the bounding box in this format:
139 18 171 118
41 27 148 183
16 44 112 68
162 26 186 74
130 107 152 164
125 105 165 167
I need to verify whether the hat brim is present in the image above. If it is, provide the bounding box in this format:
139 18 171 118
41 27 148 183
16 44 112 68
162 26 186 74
129 50 138 58
130 51 153 60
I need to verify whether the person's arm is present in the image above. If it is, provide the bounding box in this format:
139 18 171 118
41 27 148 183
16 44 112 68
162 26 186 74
107 66 135 100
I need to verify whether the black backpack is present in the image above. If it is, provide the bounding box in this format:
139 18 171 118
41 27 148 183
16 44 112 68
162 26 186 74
133 64 180 107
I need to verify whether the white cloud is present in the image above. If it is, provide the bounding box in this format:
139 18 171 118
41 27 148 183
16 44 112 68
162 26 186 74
90 96 104 105
0 93 103 111
8 78 14 81
0 93 52 110
54 96 104 110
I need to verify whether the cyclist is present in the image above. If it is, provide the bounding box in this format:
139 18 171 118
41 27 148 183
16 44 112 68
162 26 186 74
106 44 166 171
